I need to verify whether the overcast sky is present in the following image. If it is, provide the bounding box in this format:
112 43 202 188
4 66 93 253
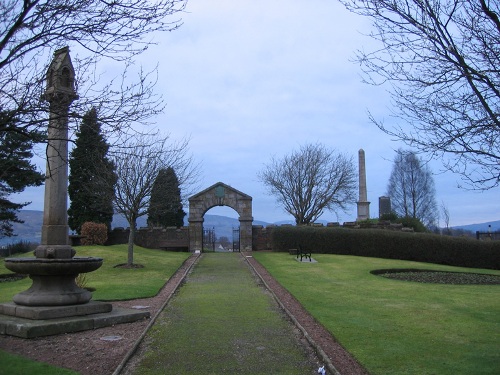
18 0 499 227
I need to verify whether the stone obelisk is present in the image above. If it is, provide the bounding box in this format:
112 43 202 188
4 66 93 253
356 149 370 221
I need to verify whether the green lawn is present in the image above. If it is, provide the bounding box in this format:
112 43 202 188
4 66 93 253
252 252 500 375
0 245 190 302
2 248 499 374
0 351 78 375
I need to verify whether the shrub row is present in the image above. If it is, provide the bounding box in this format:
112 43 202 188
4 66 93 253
271 226 500 270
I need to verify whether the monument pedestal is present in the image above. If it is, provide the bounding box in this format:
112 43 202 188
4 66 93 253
357 201 371 221
0 301 149 338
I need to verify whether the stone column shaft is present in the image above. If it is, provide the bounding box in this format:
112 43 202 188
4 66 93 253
41 107 70 247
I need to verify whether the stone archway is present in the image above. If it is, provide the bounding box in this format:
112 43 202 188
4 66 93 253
188 182 253 252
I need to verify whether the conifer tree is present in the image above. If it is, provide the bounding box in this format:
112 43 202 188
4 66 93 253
68 108 116 233
0 111 45 238
113 134 196 266
147 167 186 228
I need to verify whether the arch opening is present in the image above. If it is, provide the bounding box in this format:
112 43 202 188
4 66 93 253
202 206 239 252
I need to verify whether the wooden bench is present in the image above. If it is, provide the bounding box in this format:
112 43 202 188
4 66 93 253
297 245 312 262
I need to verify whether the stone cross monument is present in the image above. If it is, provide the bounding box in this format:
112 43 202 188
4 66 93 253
35 46 78 260
0 48 149 338
356 149 370 221
4 47 104 307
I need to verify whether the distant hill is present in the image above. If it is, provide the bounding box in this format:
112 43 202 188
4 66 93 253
0 210 43 246
0 211 270 246
451 220 500 233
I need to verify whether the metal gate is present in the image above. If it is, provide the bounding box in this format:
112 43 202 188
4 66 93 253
232 227 240 252
202 227 215 252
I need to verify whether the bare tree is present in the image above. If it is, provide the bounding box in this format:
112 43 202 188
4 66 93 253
340 0 500 190
0 0 186 141
113 133 198 266
387 149 438 228
441 200 451 235
258 143 357 225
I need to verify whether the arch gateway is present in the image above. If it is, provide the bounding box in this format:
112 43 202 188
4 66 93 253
188 182 253 252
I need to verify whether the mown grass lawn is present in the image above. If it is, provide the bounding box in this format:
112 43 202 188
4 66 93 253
0 350 79 375
252 252 500 375
0 244 190 302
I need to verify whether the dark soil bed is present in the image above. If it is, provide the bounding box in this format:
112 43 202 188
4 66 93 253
371 268 500 284
0 273 27 283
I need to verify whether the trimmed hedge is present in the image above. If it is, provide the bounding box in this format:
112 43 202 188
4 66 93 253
271 226 500 270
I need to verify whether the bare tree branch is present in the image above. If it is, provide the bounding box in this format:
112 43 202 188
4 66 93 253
1 0 186 144
258 143 357 225
387 149 438 227
341 0 500 189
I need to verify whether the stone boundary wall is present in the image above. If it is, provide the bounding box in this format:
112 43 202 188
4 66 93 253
106 227 189 250
251 225 272 250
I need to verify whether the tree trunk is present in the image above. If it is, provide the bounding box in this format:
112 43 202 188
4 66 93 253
127 219 136 266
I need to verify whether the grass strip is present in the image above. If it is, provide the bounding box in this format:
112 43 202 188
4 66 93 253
252 252 500 375
131 253 318 374
0 350 79 375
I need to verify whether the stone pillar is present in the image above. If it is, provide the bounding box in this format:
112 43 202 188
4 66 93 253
35 47 78 259
188 219 203 252
356 149 370 221
239 216 253 251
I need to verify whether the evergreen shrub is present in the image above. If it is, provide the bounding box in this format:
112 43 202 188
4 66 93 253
80 222 108 245
271 226 500 270
396 216 427 232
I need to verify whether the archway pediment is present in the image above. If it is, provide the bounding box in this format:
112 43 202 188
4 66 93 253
189 182 251 218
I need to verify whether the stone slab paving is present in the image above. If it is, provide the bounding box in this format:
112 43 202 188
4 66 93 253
296 257 318 263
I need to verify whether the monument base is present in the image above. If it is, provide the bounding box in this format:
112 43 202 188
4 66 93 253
0 301 149 338
356 201 371 221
